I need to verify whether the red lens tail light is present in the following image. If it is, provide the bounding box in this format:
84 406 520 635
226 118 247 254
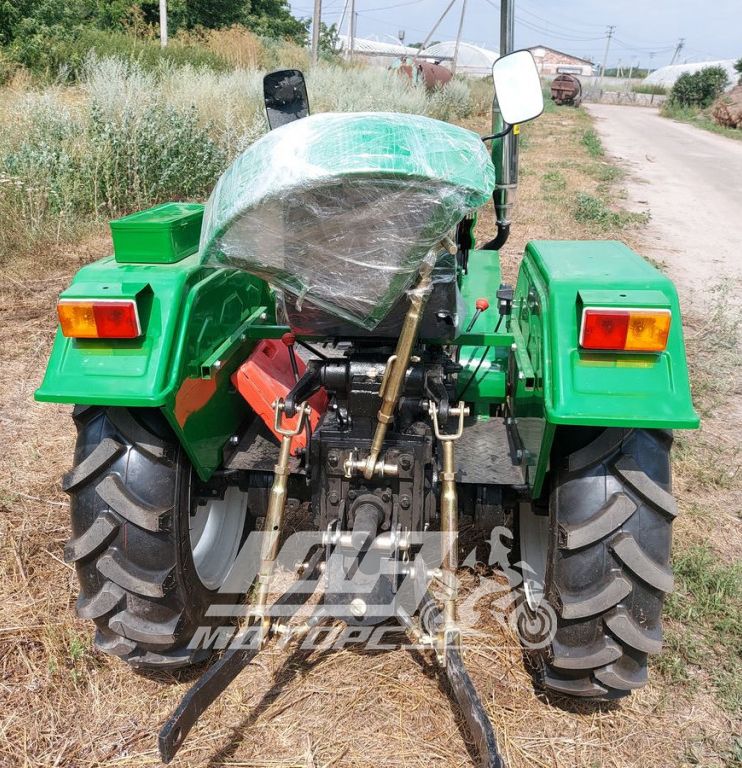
580 307 670 352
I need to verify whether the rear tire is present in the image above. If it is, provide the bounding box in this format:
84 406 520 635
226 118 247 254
63 406 251 669
517 428 676 699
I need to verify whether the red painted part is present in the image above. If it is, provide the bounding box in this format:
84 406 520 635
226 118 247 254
475 297 490 312
232 340 328 451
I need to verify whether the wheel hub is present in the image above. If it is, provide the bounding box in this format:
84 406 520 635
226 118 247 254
189 486 248 590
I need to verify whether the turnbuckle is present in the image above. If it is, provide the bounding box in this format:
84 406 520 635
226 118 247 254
428 401 469 660
253 398 311 640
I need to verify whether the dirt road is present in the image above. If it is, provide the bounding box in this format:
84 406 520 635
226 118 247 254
586 104 742 302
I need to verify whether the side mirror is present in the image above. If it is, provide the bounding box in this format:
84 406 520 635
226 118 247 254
263 69 310 131
491 50 543 126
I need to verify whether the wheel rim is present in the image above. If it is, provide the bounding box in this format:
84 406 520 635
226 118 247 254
519 501 549 612
189 485 248 590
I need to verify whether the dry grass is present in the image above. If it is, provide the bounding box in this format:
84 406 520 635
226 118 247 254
0 104 739 768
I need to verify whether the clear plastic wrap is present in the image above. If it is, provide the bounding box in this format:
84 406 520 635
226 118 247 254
200 112 495 330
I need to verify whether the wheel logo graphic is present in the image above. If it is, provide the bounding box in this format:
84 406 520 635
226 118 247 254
510 599 557 649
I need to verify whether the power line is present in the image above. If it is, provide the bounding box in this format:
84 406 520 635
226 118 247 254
481 0 605 43
363 0 428 11
517 1 606 32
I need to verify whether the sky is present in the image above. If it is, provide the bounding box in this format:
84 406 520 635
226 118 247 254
289 0 741 69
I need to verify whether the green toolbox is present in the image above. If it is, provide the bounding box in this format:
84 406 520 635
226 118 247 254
110 202 204 264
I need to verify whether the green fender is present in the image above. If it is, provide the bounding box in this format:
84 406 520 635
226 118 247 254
35 251 273 480
510 240 699 496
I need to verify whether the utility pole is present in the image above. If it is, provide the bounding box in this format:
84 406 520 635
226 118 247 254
159 0 168 48
598 24 615 86
349 0 356 61
669 38 685 65
451 0 467 76
311 0 322 64
420 0 457 51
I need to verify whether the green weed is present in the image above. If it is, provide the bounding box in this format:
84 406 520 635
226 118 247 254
580 128 604 157
661 102 742 141
542 169 566 189
663 545 742 713
572 192 648 231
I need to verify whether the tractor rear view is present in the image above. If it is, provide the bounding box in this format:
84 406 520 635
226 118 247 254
37 3 698 766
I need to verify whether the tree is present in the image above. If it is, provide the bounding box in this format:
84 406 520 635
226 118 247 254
735 57 742 85
240 0 308 44
319 22 341 58
1 0 309 44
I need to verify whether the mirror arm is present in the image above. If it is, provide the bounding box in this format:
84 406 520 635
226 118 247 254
480 123 513 142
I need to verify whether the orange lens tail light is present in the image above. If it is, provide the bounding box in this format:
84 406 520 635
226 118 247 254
57 299 141 339
580 307 670 352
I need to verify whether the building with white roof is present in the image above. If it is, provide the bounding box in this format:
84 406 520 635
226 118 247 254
418 41 498 77
644 60 738 91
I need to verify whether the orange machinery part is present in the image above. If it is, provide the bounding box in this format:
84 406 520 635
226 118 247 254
232 339 328 452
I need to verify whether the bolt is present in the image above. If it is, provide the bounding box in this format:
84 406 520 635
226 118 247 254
400 495 411 509
240 333 247 342
259 312 268 321
511 343 517 351
410 355 421 363
327 451 339 467
213 360 222 371
229 434 240 446
518 371 525 380
328 491 339 505
348 489 357 500
399 455 412 471
381 489 392 503
350 598 367 618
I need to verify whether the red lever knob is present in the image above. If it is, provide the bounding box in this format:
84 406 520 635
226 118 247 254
475 298 490 312
281 332 296 346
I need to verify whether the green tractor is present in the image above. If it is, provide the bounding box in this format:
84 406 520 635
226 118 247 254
37 5 697 766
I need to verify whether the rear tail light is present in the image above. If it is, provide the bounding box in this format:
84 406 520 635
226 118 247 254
580 307 671 352
57 299 141 339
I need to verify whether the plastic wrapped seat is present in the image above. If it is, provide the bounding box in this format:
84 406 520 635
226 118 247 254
201 111 495 330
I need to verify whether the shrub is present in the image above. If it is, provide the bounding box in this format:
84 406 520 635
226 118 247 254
180 25 266 69
8 27 230 80
428 79 473 121
670 66 729 108
0 55 489 261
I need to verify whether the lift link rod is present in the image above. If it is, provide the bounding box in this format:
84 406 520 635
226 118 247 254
363 257 435 479
429 401 468 658
255 399 311 638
